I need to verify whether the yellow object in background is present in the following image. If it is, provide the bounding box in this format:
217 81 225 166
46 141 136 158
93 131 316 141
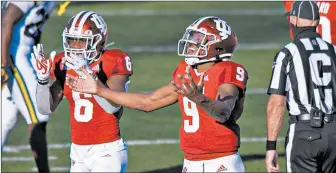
1 64 9 89
57 1 70 16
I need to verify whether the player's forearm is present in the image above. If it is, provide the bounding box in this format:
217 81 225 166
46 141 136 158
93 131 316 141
36 80 63 114
97 79 122 108
192 94 236 123
97 87 152 112
36 84 54 115
266 96 286 141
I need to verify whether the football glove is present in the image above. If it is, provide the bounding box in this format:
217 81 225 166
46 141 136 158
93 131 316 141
64 53 94 79
31 44 56 85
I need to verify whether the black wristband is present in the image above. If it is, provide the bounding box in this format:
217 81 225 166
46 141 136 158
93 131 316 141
266 140 277 151
38 79 49 85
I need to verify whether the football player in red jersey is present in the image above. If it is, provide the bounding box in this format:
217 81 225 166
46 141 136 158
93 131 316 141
67 16 248 172
32 11 132 172
284 1 336 44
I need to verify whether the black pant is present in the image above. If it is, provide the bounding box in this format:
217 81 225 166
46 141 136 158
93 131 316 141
285 119 336 172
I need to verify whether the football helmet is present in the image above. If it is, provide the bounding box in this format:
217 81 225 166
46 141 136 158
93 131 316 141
178 16 238 65
62 11 108 63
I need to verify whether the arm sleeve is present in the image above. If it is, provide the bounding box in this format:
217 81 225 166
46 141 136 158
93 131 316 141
267 50 290 96
36 82 53 115
36 80 63 115
9 2 34 13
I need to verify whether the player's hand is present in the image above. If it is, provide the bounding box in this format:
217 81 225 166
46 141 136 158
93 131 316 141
31 44 56 85
1 63 9 88
171 65 205 102
265 150 280 173
64 54 93 78
66 66 98 94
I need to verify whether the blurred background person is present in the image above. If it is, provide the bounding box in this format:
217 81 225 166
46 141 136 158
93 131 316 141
284 0 336 44
1 1 69 172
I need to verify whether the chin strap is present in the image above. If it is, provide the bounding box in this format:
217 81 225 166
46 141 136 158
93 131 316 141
104 42 115 48
185 53 232 65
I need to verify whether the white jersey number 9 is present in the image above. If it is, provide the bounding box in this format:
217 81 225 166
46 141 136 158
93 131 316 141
183 97 200 133
236 67 245 82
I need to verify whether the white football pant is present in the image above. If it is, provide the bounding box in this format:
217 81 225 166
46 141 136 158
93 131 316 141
1 85 18 147
182 152 245 172
70 138 128 172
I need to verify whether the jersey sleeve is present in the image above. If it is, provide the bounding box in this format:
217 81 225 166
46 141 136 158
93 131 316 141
9 2 35 13
218 63 248 90
172 60 185 82
113 53 133 76
267 50 290 96
49 54 62 79
172 66 179 81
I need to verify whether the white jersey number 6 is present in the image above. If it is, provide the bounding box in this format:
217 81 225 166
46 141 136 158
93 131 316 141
72 91 93 122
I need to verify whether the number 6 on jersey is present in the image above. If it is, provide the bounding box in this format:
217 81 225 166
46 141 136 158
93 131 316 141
72 91 94 122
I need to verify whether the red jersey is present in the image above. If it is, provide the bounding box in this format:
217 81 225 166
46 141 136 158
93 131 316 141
172 60 248 161
51 49 133 145
284 1 336 44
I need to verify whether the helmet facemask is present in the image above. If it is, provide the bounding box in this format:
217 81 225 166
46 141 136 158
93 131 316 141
178 29 224 65
62 28 103 63
178 29 217 58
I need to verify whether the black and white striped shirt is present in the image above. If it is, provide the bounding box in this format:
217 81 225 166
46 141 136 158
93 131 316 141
268 30 336 116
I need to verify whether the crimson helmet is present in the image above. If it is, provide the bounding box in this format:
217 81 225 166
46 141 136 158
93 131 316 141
62 11 108 63
178 16 238 65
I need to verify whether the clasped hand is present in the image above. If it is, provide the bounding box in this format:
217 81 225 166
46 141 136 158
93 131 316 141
171 66 205 103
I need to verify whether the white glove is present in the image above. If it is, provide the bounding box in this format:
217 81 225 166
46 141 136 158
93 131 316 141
64 54 93 79
31 44 56 85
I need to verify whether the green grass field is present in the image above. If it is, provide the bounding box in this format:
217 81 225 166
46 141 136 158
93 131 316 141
2 1 292 172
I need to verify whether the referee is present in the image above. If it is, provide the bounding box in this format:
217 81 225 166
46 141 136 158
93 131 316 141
265 1 336 172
